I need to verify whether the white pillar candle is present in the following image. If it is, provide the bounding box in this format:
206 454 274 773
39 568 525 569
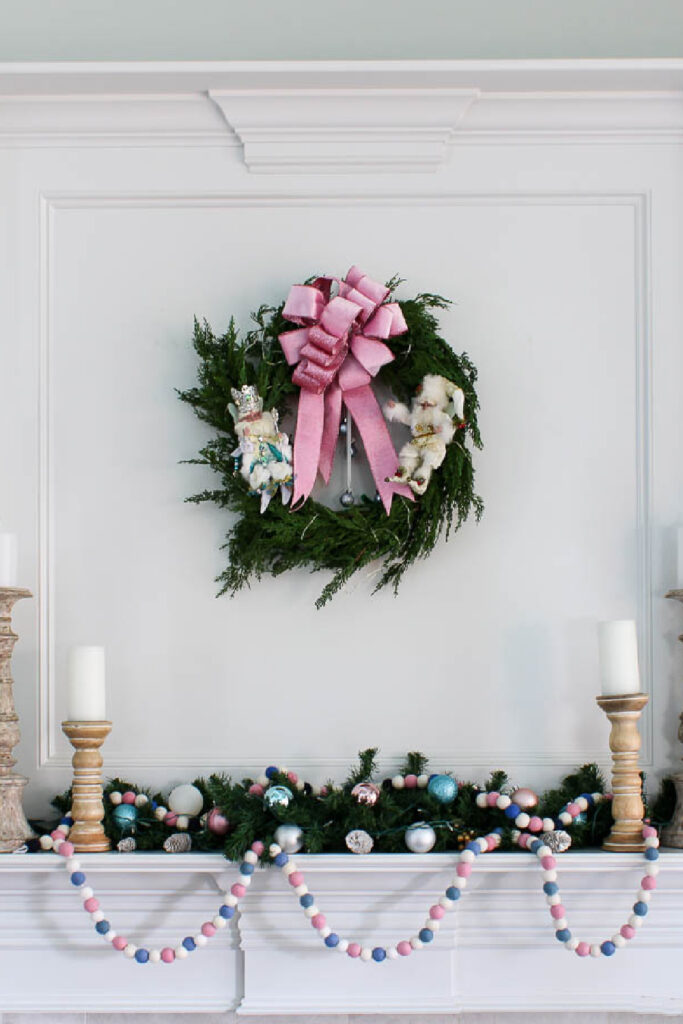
67 646 107 721
0 525 18 587
598 620 641 696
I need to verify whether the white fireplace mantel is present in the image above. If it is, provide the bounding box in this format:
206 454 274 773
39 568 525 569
1 850 682 1016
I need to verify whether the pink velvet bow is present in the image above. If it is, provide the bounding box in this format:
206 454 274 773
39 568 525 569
279 266 413 513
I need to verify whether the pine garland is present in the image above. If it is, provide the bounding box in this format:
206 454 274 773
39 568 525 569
177 283 483 607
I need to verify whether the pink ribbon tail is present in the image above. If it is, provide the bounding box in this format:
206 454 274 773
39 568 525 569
318 384 342 484
342 385 413 514
291 390 325 509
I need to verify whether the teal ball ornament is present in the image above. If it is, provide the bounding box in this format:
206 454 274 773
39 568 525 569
264 785 293 810
112 803 138 832
427 774 458 804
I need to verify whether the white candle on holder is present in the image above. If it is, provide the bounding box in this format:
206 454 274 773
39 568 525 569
598 620 641 696
67 646 106 721
0 524 18 587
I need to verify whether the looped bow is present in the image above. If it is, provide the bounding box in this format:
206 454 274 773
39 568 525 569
279 266 413 513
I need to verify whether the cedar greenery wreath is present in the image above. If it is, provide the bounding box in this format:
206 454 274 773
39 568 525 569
178 268 482 608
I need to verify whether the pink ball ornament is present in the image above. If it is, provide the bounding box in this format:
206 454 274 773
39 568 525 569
456 862 471 878
249 783 264 797
58 841 74 859
347 942 361 958
540 856 556 870
404 774 418 789
287 771 299 785
83 897 99 913
429 905 445 920
164 812 178 828
122 792 136 805
207 807 230 836
621 924 636 940
641 875 656 890
231 883 246 898
161 947 175 963
112 936 127 951
289 871 304 887
311 913 326 930
528 816 543 833
550 904 566 920
576 941 590 957
643 825 658 839
201 922 217 938
510 787 539 811
251 841 265 857
486 792 499 808
396 940 412 956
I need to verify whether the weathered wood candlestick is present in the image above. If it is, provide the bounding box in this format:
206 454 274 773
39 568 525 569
596 692 648 852
0 586 35 852
61 720 112 852
661 589 683 847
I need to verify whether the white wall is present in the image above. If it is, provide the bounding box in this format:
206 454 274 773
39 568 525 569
1 64 682 816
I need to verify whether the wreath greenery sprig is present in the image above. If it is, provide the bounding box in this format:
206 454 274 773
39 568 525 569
178 279 483 608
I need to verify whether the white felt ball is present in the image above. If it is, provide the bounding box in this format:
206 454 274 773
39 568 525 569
109 791 122 806
296 780 305 792
135 794 149 809
320 926 331 939
388 947 399 959
168 784 204 817
176 815 189 831
496 794 511 810
590 944 601 957
476 837 489 852
645 863 659 876
194 934 208 947
460 849 475 863
559 812 573 826
537 845 551 858
304 906 318 919
175 946 188 959
475 793 488 808
410 936 423 950
105 930 117 943
39 835 53 851
612 934 626 948
629 914 643 929
150 950 161 963
417 774 429 788
360 947 372 961
91 911 104 923
510 830 521 844
542 870 557 883
244 850 258 865
428 919 440 932
515 813 530 829
546 894 561 906
269 843 282 857
124 944 137 958
565 938 578 951
66 859 80 873
294 884 308 897
542 818 555 832
258 774 269 787
392 775 405 790
155 805 168 822
440 896 453 909
81 886 94 900
638 890 651 902
337 939 349 953
213 916 227 929
576 797 588 811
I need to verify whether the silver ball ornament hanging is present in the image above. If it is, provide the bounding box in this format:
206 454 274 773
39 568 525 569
345 829 374 855
427 774 458 804
404 821 437 853
274 823 304 853
339 490 355 508
339 419 348 435
264 785 293 810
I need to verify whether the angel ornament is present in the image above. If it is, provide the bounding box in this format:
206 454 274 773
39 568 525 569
229 385 293 512
384 374 465 496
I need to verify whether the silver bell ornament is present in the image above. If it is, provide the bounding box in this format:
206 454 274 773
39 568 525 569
339 490 355 508
427 774 458 804
274 823 304 853
404 821 437 853
264 785 293 810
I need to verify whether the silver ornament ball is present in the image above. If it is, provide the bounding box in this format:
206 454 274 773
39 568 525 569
339 490 355 508
274 823 304 854
404 821 437 853
264 785 293 810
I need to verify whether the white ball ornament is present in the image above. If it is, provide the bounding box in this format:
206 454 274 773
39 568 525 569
337 939 349 953
496 794 511 810
392 775 405 790
134 793 149 809
175 946 189 959
176 815 189 831
405 822 437 853
194 934 208 947
39 835 53 851
590 944 601 957
274 823 304 854
612 933 626 948
515 812 530 829
168 784 204 817
155 805 168 822
417 774 429 788
109 791 122 806
360 947 372 961
542 818 555 832
124 944 137 958
150 950 161 963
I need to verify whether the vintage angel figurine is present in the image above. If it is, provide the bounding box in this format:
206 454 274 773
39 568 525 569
229 385 293 512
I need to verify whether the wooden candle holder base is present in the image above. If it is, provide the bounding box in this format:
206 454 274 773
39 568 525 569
61 720 112 853
0 587 35 852
596 692 648 853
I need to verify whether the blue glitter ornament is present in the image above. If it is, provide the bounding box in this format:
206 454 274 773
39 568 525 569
264 785 293 810
112 803 138 831
427 774 458 804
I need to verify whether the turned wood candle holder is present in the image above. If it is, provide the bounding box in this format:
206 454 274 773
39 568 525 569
61 720 112 852
661 589 683 847
596 692 648 852
0 586 35 852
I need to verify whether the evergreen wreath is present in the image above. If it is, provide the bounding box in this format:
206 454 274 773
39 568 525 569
178 274 483 608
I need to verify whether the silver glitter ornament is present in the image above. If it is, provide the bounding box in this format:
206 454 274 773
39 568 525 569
117 836 137 853
542 829 572 853
351 781 380 806
274 823 304 853
339 490 355 508
404 821 437 853
163 832 192 853
264 785 293 810
345 829 374 854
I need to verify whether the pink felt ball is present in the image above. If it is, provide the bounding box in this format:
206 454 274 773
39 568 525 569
207 807 230 836
429 905 445 920
396 940 412 956
112 936 127 951
566 802 581 818
164 812 178 827
518 834 529 848
486 835 497 851
643 825 657 839
347 942 362 958
456 862 471 878
83 897 99 913
576 941 590 957
58 841 74 858
51 829 66 841
641 875 656 890
550 904 566 920
201 922 217 938
540 855 556 870
289 871 304 887
161 947 175 963
311 913 326 930
287 771 299 785
122 792 136 805
231 883 246 898
249 783 264 797
404 774 418 789
621 924 636 940
251 841 265 857
528 816 543 833
486 792 499 808
319 786 329 797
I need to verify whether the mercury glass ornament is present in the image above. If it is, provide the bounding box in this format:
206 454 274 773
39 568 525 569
264 785 293 810
274 823 304 853
351 781 380 806
345 829 374 854
168 783 204 817
510 787 539 811
427 774 458 804
404 821 437 853
112 803 138 831
339 490 355 508
542 829 572 853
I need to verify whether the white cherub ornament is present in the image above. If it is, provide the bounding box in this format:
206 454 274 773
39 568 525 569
229 385 293 513
383 374 465 496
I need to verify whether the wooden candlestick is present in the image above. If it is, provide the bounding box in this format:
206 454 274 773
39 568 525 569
0 586 35 852
61 720 112 852
661 589 683 847
596 692 648 852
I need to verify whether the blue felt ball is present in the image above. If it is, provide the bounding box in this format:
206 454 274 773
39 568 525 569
601 941 616 956
219 905 235 919
112 803 138 830
70 871 86 886
419 928 434 943
446 886 461 901
645 847 659 861
95 920 110 934
372 947 387 961
325 933 340 947
60 816 73 827
633 901 648 916
555 928 571 942
466 841 481 856
427 774 458 804
274 852 289 867
580 793 595 806
504 803 521 819
553 817 564 829
135 948 149 963
240 862 255 875
182 937 196 951
543 882 559 896
300 893 315 908
265 766 279 779
530 840 543 854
